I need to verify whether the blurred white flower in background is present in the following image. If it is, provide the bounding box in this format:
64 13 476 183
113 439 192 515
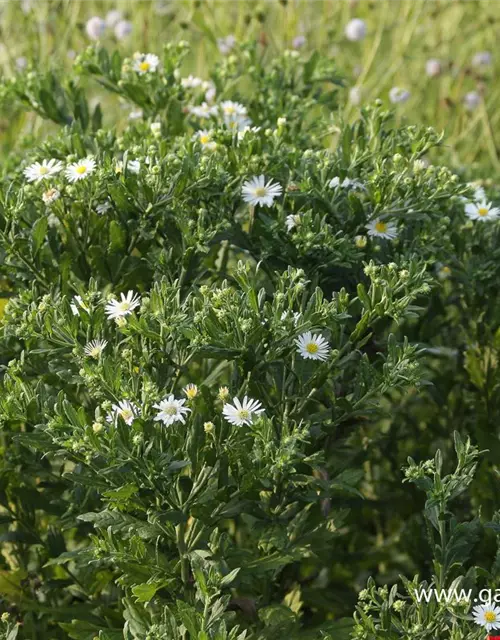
345 18 367 42
105 9 123 28
425 58 442 77
389 87 411 104
472 51 492 68
349 86 362 105
86 16 106 41
464 91 481 111
217 35 236 55
293 35 306 49
115 20 133 40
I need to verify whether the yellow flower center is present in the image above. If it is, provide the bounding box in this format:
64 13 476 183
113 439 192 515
375 221 387 233
118 301 131 313
306 342 319 354
164 405 178 416
76 165 87 175
90 347 101 358
185 387 197 399
485 611 497 622
140 61 150 72
237 409 250 420
254 187 267 197
478 207 489 216
120 409 133 421
200 135 210 144
39 166 49 175
225 106 235 114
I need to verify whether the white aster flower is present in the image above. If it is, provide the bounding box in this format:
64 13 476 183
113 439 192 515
389 87 411 104
222 396 264 427
465 200 500 221
85 16 106 40
84 338 108 359
181 75 203 89
345 18 367 42
115 159 141 174
96 200 112 215
65 157 96 182
106 400 139 426
105 290 141 319
329 176 365 191
285 214 301 231
242 175 283 207
295 331 330 361
70 295 88 316
219 101 252 131
464 91 481 111
425 58 442 77
237 126 262 141
133 52 160 75
194 129 217 151
366 218 398 239
154 394 190 426
42 188 60 205
217 35 236 55
24 159 63 183
189 102 219 119
114 19 132 40
472 602 500 631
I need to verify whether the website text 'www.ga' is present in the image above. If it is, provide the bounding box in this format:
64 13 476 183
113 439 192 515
415 589 500 604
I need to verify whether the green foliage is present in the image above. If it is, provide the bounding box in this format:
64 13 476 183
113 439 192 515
0 39 499 640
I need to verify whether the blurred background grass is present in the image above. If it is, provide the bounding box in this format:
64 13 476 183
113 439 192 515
0 0 499 175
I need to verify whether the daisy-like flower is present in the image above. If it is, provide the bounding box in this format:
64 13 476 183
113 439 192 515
115 159 141 174
295 331 330 361
472 603 500 631
181 75 203 89
24 159 63 183
106 400 139 426
329 176 365 191
105 290 141 320
242 175 283 207
217 34 236 55
84 339 108 359
70 294 88 316
219 101 252 131
189 102 219 119
42 188 60 205
65 157 96 183
183 383 198 400
465 200 500 222
222 396 264 427
154 394 190 426
193 130 217 151
366 218 398 240
96 200 112 215
285 214 301 231
132 52 160 75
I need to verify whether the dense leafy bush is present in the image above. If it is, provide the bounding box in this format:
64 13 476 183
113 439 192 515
1 41 500 639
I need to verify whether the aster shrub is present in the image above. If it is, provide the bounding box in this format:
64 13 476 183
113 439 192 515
0 41 500 639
